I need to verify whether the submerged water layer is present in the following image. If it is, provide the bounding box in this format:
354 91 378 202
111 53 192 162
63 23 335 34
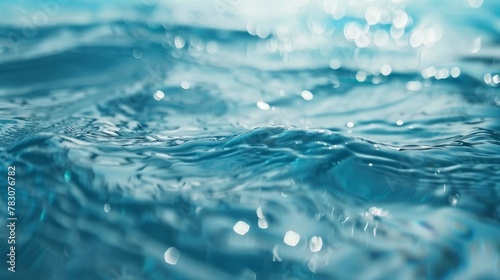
0 0 500 279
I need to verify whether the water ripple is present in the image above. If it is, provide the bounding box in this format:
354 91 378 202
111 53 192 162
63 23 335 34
1 0 500 279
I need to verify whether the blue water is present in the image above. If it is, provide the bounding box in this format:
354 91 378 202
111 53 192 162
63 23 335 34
1 0 500 279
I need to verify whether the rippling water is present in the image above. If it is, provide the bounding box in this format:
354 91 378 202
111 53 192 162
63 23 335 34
1 0 500 279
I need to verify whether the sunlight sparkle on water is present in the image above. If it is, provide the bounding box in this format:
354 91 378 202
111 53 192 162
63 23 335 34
301 90 314 100
329 59 341 70
451 67 461 78
392 11 408 29
284 231 300 246
258 218 269 229
257 207 264 218
257 101 270 110
181 81 190 89
154 90 165 101
233 221 250 235
309 236 323 252
4 1 500 279
365 7 381 25
406 81 422 91
381 64 392 76
164 247 180 265
206 41 218 54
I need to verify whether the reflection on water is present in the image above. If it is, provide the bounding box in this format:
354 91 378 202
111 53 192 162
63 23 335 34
0 0 499 279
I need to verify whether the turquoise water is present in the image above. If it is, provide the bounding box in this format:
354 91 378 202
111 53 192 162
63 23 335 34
1 0 500 279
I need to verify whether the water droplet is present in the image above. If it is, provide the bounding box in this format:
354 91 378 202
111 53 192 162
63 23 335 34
396 120 404 126
346 122 354 128
103 204 111 213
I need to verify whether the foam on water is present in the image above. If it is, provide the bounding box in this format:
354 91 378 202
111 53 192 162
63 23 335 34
1 0 499 279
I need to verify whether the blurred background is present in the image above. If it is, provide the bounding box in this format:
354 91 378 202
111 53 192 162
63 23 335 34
0 0 499 279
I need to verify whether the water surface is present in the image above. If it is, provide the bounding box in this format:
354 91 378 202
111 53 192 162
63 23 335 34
1 0 500 279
